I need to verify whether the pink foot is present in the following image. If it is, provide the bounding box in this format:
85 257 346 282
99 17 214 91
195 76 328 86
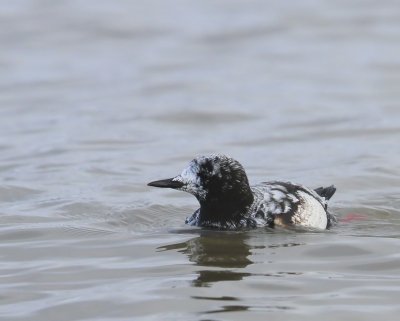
340 213 368 223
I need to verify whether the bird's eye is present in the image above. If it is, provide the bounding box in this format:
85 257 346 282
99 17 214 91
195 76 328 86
203 160 213 173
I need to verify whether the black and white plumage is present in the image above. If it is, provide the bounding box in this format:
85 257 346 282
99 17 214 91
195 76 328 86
148 154 336 230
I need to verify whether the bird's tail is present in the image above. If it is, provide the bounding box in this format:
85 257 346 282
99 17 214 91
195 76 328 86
314 185 336 200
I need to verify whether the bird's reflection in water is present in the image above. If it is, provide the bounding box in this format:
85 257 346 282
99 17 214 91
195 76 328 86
159 230 256 287
159 229 305 288
159 229 304 315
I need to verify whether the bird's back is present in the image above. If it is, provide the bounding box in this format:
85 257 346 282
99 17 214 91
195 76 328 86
249 181 335 229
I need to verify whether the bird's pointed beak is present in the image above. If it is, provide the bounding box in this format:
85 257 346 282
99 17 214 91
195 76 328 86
147 177 184 189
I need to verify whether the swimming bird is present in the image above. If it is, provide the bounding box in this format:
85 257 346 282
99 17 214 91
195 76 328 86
148 154 336 230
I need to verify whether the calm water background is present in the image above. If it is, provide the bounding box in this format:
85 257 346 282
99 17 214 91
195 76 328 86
1 1 400 320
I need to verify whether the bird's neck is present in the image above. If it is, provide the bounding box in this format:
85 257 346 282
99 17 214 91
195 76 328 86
198 188 254 224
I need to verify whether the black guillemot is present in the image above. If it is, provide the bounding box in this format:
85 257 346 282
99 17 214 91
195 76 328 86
148 154 336 230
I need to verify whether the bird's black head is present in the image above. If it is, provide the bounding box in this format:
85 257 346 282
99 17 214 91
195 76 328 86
148 154 254 216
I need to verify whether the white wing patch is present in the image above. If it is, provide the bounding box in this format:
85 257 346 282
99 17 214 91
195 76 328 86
271 189 286 202
250 182 328 229
292 191 327 229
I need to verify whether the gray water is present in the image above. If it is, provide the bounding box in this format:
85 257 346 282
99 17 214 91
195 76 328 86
1 1 400 320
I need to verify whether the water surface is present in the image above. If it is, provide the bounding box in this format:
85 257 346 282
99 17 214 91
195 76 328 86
1 1 400 320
